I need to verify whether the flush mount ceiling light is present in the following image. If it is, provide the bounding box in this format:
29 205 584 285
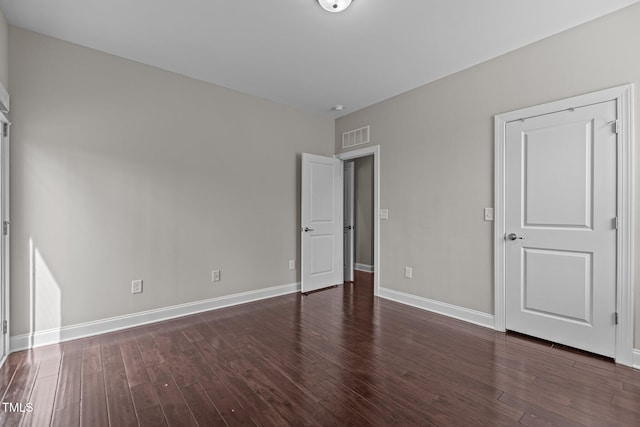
317 0 353 13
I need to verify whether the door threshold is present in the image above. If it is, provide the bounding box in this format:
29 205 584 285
506 331 614 363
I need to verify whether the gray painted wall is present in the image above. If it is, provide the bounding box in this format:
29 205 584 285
7 4 640 350
336 3 640 346
8 27 333 336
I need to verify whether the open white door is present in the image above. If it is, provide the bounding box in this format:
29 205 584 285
505 100 617 357
343 161 355 282
301 153 343 293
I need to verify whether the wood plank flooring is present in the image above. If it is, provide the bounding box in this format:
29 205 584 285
1 271 640 426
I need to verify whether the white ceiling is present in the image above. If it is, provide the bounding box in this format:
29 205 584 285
1 0 638 117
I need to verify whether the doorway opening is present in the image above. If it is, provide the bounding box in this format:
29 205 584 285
343 155 374 292
337 145 380 296
300 146 380 295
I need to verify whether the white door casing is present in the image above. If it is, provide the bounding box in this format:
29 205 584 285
495 85 635 365
0 81 9 362
0 114 8 361
301 153 344 293
505 101 616 357
344 161 355 282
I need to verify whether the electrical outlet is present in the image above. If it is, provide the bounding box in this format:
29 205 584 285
484 207 494 221
379 209 389 220
404 266 412 279
289 259 296 270
212 269 221 282
131 279 143 294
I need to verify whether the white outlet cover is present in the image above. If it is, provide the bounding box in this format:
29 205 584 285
131 279 143 294
212 270 221 282
289 259 296 270
404 266 412 279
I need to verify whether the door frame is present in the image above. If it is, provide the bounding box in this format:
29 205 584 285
494 84 635 366
1 114 8 362
336 145 380 296
0 82 9 364
343 160 355 282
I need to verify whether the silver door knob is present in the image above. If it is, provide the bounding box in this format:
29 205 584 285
303 227 314 232
507 233 524 241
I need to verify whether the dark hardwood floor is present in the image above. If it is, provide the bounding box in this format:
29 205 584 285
1 271 640 426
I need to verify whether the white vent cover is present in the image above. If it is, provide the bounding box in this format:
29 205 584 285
342 125 370 149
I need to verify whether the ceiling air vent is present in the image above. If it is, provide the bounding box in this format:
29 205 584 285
342 125 370 149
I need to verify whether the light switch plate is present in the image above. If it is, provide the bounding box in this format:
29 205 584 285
379 209 389 220
484 208 494 221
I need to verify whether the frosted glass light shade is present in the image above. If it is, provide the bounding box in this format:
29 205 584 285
317 0 352 13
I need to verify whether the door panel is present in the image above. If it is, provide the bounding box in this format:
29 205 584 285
310 235 335 274
505 100 617 357
301 153 343 293
524 120 593 228
310 162 335 221
522 248 592 323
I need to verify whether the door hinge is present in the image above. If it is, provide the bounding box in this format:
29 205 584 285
614 217 619 230
614 312 619 325
2 122 7 138
2 320 6 334
2 221 8 236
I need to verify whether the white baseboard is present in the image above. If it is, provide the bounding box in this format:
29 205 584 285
10 282 300 352
354 263 374 273
633 349 640 370
378 287 495 330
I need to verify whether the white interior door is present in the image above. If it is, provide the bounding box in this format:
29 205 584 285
343 161 355 282
505 100 617 357
301 153 343 293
